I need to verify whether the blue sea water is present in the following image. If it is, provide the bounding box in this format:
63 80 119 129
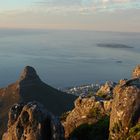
0 29 140 88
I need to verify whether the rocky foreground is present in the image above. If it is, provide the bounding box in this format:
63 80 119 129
62 65 140 140
2 102 64 140
1 65 140 140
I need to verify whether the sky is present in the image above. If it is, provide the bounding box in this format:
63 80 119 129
0 0 140 32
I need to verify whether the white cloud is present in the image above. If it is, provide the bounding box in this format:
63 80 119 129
34 0 140 14
29 1 139 18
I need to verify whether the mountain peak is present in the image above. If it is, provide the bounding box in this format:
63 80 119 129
19 66 41 82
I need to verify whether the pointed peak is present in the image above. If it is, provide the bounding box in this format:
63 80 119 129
19 66 41 82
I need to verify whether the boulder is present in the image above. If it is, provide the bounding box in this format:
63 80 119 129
109 78 140 140
2 101 64 140
96 81 116 99
132 64 140 78
63 97 111 138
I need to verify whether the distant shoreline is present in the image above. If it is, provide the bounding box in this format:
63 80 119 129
0 28 140 34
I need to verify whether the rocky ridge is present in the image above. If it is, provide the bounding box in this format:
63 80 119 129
62 65 140 140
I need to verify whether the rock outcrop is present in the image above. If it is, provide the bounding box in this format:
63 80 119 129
109 78 140 140
0 66 76 139
63 96 112 138
132 65 140 78
96 81 116 99
63 65 140 140
2 102 64 140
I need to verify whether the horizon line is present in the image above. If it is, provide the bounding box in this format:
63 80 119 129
0 27 140 34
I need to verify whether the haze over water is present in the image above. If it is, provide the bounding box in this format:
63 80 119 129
0 29 140 88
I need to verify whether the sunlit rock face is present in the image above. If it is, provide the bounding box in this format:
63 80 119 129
109 78 140 140
2 102 64 140
96 81 116 100
132 64 140 78
63 96 112 138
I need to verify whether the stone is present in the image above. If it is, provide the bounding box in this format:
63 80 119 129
109 78 140 140
132 64 140 78
96 81 116 99
2 101 64 140
63 97 111 138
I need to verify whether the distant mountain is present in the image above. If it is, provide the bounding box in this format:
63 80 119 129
0 66 76 138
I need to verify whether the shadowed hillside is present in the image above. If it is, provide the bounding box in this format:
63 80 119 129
0 66 76 139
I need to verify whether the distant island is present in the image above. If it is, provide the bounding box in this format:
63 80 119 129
97 43 134 49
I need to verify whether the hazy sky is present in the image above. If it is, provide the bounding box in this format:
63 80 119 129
0 0 140 32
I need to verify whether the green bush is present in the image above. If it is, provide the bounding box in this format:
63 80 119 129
87 92 94 98
88 107 102 119
70 116 110 140
97 91 107 98
126 123 140 140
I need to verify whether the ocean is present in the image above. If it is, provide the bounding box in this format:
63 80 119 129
0 29 140 88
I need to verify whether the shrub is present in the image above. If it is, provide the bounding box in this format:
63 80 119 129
126 123 140 140
70 116 110 140
97 91 107 98
88 107 102 119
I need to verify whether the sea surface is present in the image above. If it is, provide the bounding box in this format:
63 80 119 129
0 29 140 88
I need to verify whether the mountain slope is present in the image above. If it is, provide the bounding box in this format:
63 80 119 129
0 66 76 138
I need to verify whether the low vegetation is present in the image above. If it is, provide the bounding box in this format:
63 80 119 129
69 116 110 140
126 123 140 140
87 107 103 119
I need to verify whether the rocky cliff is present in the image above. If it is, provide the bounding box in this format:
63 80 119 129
62 65 140 140
109 66 140 140
2 102 64 140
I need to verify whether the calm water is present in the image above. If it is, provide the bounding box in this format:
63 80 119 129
0 29 140 88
